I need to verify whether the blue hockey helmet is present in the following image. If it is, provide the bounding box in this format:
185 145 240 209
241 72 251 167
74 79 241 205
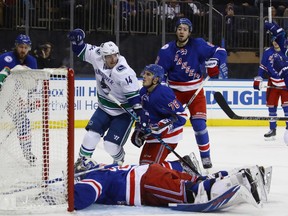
15 34 32 46
142 64 164 82
175 18 193 32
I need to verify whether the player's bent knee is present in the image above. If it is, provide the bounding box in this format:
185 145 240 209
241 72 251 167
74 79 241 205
82 130 101 149
103 140 121 155
191 119 207 132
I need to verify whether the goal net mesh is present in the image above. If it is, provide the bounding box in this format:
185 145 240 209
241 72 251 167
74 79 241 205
0 67 74 214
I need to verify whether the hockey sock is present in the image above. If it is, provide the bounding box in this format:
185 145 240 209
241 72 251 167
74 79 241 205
268 107 277 129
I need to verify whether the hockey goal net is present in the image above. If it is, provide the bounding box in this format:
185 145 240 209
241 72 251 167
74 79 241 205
0 66 74 214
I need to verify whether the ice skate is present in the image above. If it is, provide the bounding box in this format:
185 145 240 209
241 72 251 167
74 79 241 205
201 157 212 169
74 156 98 173
264 129 276 141
181 152 201 176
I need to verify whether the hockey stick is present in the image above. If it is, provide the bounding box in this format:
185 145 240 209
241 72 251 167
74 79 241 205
74 163 118 178
153 135 201 176
107 93 138 120
108 92 178 137
0 128 15 145
0 177 65 195
183 76 210 110
107 93 200 175
214 91 288 120
263 85 288 90
0 163 118 195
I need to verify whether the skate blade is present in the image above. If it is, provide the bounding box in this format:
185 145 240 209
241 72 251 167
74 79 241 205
264 136 276 141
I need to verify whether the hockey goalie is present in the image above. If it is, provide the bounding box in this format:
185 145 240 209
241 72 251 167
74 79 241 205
73 159 272 212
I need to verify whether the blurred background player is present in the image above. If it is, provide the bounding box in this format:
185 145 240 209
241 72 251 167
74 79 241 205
253 39 288 141
67 29 142 171
130 64 190 166
155 18 228 169
74 161 267 211
264 20 288 144
0 34 38 165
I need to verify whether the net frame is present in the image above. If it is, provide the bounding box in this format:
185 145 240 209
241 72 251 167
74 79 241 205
0 67 74 213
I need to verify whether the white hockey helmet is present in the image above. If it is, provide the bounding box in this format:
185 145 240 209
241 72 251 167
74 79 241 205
100 41 119 60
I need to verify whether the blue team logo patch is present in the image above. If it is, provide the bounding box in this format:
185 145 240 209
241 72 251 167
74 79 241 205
4 56 12 63
161 44 169 49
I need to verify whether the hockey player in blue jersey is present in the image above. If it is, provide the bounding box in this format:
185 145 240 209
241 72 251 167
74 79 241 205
67 29 142 170
130 64 189 165
264 21 288 144
253 38 288 141
264 21 288 78
155 18 228 169
74 161 271 212
0 34 38 166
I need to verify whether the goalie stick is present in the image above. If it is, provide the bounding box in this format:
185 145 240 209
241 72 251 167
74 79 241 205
169 185 241 212
214 91 288 121
0 163 118 195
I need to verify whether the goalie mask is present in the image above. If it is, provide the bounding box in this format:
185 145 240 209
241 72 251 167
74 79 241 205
100 41 119 61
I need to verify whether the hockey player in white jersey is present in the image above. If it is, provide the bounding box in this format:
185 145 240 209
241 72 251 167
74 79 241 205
67 29 142 171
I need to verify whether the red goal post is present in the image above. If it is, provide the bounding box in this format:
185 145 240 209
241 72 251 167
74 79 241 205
0 66 74 213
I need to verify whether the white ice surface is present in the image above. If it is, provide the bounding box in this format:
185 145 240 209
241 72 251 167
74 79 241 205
20 127 288 216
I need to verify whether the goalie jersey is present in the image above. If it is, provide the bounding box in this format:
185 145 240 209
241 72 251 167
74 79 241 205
72 43 140 116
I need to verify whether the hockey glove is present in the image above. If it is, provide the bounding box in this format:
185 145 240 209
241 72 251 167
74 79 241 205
253 76 263 90
205 58 219 78
264 20 285 41
150 119 173 136
272 53 288 78
131 128 146 148
132 103 143 122
67 28 85 45
0 67 10 90
136 110 149 128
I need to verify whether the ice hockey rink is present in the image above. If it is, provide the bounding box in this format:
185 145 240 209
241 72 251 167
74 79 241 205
23 126 288 216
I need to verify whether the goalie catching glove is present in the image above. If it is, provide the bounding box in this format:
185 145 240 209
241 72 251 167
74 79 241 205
253 76 263 90
205 58 219 78
0 67 10 90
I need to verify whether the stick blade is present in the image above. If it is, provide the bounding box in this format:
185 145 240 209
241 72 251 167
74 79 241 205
214 91 238 119
169 185 241 212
